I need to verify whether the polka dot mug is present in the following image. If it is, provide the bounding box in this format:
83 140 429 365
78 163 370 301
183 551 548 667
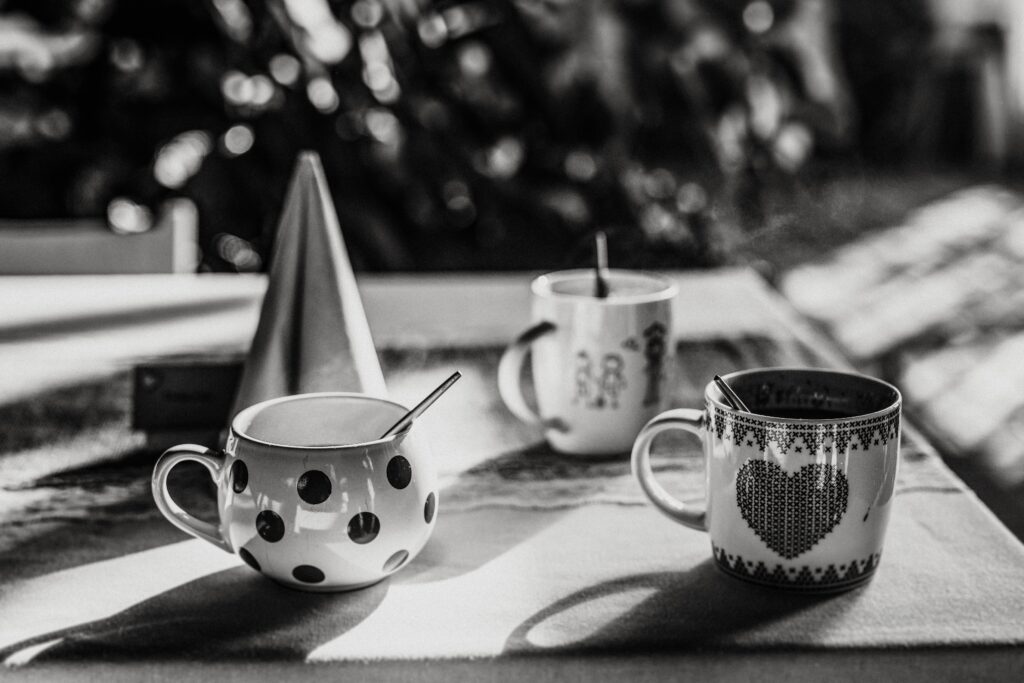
152 392 438 592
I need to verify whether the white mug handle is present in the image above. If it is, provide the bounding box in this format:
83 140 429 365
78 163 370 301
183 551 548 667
151 444 232 552
630 408 708 531
497 321 557 425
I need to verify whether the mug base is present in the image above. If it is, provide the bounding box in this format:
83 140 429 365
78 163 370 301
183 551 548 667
270 575 387 593
713 561 875 594
712 545 881 594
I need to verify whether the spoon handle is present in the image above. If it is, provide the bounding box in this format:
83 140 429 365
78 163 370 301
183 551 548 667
380 371 462 438
594 231 610 298
714 374 751 413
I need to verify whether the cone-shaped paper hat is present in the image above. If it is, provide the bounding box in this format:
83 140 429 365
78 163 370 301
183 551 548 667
231 151 387 417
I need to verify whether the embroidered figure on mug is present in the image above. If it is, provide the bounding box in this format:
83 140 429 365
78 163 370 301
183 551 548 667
642 321 667 406
594 353 626 409
621 337 640 352
573 351 593 405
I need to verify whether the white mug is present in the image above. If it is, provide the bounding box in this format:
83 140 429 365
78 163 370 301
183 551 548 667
499 269 677 455
632 368 901 592
152 393 438 592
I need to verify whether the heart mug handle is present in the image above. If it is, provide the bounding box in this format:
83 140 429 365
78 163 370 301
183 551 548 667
151 444 232 552
630 408 708 531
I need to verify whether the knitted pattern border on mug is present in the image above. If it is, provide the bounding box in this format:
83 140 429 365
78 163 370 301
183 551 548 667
706 404 900 455
712 543 881 590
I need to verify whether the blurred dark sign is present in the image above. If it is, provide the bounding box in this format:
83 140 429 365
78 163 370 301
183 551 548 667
133 359 242 431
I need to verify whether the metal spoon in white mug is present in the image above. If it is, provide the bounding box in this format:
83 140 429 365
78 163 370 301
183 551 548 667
594 231 610 298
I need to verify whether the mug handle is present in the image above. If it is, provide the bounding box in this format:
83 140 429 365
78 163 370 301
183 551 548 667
497 321 557 425
630 409 708 531
151 444 232 552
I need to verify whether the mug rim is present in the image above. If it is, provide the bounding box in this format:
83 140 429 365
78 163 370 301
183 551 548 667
706 367 902 423
532 268 678 305
230 391 411 451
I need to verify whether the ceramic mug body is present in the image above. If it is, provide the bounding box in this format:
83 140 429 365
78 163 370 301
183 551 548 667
499 269 677 455
632 368 901 592
152 393 438 592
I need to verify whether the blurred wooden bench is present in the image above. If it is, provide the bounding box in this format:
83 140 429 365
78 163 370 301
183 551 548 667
0 199 198 275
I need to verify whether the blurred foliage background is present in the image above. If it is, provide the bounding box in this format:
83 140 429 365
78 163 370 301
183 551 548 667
0 0 1015 272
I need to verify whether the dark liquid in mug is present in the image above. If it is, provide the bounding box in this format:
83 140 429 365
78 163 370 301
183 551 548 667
756 407 857 420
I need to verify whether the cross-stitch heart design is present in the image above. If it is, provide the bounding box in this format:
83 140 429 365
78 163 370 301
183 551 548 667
736 460 848 559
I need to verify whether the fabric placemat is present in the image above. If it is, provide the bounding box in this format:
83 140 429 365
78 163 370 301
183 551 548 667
3 484 1022 665
2 341 1023 666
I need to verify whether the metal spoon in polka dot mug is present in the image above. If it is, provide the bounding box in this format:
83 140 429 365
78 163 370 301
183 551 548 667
152 392 441 592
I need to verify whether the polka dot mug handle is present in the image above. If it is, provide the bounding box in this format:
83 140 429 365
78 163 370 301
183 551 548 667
151 444 232 552
630 409 708 531
498 320 557 425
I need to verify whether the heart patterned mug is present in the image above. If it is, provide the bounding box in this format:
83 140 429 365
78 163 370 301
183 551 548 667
631 368 901 592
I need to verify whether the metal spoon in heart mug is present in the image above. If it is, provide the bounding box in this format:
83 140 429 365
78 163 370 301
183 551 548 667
631 368 902 592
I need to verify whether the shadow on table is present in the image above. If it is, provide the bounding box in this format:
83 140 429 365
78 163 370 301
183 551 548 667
1 446 222 582
0 294 255 345
3 436 578 585
504 560 845 654
394 441 585 584
0 439 577 664
4 566 389 663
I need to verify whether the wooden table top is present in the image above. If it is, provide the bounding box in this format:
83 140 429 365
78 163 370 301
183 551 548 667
0 269 1022 681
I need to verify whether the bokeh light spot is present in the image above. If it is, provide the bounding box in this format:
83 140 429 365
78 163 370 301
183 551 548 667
644 168 677 200
417 14 448 48
107 198 153 235
211 0 253 42
269 53 301 86
352 0 384 28
154 131 212 189
215 233 262 271
249 75 275 107
458 42 491 77
365 108 401 145
564 151 597 182
773 122 813 172
223 124 254 156
307 77 340 113
284 0 351 64
363 62 393 92
676 183 708 214
110 39 143 72
36 110 72 140
484 137 523 179
743 1 774 34
221 70 253 106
